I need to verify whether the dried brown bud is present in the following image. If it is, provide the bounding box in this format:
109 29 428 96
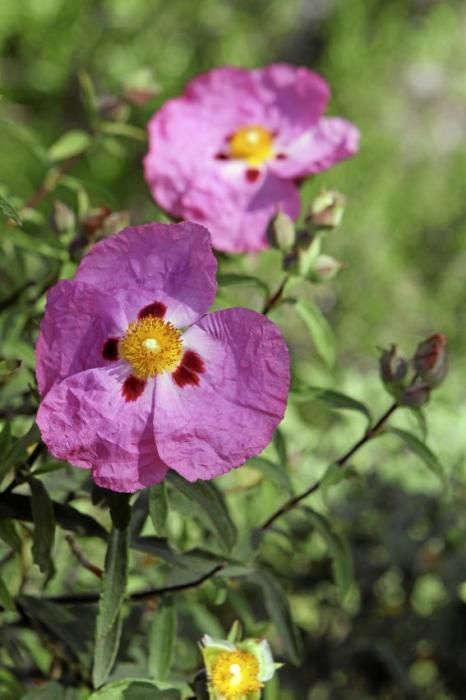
399 380 431 408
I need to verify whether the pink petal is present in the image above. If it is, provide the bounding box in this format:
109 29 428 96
75 222 217 327
270 117 360 179
154 308 290 480
181 169 300 253
36 280 127 397
36 367 169 493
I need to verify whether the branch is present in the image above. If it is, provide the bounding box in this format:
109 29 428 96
260 402 398 532
262 275 289 315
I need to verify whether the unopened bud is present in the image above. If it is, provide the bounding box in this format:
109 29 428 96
413 334 448 388
51 200 76 234
379 344 409 387
399 380 431 408
267 210 296 252
308 190 346 230
308 254 343 283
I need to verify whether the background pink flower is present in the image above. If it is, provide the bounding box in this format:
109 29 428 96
36 222 290 493
144 64 359 253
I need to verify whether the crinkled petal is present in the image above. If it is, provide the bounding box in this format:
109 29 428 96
270 117 360 179
252 63 330 139
36 280 127 397
181 169 300 253
36 366 169 493
154 308 290 480
75 222 217 327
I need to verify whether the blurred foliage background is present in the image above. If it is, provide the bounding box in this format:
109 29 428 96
1 0 466 698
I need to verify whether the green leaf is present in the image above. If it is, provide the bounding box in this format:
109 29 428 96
0 575 15 611
290 385 372 428
149 483 168 535
93 525 129 688
319 462 350 508
21 682 66 699
148 598 177 681
293 299 336 367
302 506 353 598
168 474 236 552
48 130 92 162
0 194 22 226
0 492 108 540
383 427 447 488
0 519 21 550
99 121 147 142
131 536 222 575
0 422 40 485
89 680 181 699
29 477 55 575
217 273 268 296
273 428 287 466
0 118 47 163
251 570 302 665
247 457 293 494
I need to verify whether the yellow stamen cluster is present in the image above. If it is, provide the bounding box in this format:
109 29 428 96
229 125 275 166
119 317 183 379
211 650 261 699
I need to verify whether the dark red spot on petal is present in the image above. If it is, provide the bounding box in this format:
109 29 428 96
102 337 119 361
214 152 230 160
122 375 146 402
138 301 167 319
276 153 287 160
182 350 205 374
172 350 205 388
245 168 261 183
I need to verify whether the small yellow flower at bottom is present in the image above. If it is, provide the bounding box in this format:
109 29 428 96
211 649 262 699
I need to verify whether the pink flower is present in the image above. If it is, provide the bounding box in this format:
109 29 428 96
144 64 359 253
35 222 290 493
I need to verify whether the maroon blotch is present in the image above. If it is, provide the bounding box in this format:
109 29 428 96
276 153 287 160
245 168 260 183
214 152 230 160
102 337 119 361
172 350 205 388
122 375 146 402
138 301 167 319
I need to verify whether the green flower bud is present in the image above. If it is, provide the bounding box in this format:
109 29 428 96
308 189 346 230
308 254 343 283
267 210 296 252
379 344 409 387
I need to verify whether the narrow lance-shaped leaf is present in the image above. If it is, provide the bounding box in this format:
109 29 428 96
0 576 15 612
148 597 177 681
149 482 168 535
290 385 372 428
0 422 40 485
293 299 336 367
168 473 236 552
48 130 92 162
382 427 447 489
302 506 353 599
29 477 55 576
89 681 181 699
0 194 22 227
251 570 302 665
92 524 129 688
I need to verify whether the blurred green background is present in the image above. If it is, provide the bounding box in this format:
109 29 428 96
1 0 466 698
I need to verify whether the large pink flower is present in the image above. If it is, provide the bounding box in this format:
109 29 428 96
144 64 359 253
35 222 290 493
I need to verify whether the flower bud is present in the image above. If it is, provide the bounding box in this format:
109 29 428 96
379 344 409 387
267 210 296 252
308 254 343 283
399 380 431 408
51 200 76 234
308 190 346 230
413 333 448 388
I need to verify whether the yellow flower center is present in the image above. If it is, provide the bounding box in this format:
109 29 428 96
229 125 275 166
119 316 183 379
211 650 261 699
